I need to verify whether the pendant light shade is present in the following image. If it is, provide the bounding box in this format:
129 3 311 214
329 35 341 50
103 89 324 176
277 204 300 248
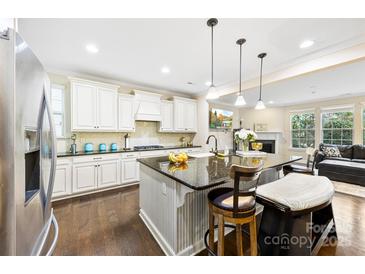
235 38 246 106
255 52 267 110
206 85 219 100
235 94 246 106
255 99 266 110
206 18 219 100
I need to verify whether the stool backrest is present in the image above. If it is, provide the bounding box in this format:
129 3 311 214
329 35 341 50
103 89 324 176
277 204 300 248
305 147 318 170
229 161 263 215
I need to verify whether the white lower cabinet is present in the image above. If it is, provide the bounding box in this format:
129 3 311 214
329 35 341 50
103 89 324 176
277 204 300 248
53 148 200 199
72 161 98 193
53 159 72 198
121 153 140 184
98 159 120 188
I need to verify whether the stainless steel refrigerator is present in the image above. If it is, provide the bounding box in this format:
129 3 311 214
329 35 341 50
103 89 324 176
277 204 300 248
0 27 58 255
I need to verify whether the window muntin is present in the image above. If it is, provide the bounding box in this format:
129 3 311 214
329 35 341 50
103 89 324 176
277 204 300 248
321 110 353 145
50 85 65 138
290 112 315 148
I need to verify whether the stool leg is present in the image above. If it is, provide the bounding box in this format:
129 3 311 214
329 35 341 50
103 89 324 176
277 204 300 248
249 217 257 256
209 208 215 252
236 224 243 256
218 215 225 256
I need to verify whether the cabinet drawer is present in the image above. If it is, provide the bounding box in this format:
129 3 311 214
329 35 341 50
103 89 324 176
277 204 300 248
121 152 140 159
73 154 120 163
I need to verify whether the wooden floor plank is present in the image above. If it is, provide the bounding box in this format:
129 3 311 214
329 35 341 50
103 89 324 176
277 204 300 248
52 185 365 256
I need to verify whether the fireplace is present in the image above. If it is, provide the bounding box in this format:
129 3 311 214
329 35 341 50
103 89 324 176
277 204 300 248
250 139 276 154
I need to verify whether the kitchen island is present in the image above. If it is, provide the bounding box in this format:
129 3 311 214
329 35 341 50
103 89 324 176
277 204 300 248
138 153 301 256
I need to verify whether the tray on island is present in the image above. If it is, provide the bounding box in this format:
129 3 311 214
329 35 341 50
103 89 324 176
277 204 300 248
236 150 267 157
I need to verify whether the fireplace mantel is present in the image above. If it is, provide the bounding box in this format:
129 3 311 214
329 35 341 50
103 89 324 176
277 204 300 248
255 131 283 154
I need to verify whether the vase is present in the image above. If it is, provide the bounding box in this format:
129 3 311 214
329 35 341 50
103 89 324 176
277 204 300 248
242 140 249 152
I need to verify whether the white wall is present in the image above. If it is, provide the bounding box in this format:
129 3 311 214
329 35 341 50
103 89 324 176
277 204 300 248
239 95 365 158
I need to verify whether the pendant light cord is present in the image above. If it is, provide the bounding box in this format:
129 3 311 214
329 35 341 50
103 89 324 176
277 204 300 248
211 25 214 86
239 43 242 95
259 56 263 100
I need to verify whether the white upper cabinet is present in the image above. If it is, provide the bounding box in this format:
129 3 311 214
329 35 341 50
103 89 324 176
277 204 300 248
71 82 97 130
184 102 197 131
118 94 135 131
70 78 119 131
173 97 197 132
159 100 174 132
97 87 118 130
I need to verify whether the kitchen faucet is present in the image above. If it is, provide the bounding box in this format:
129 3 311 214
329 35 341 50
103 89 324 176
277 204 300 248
206 135 218 154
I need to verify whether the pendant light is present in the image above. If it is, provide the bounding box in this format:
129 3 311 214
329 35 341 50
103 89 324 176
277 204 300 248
206 18 219 100
234 38 247 106
255 52 267 110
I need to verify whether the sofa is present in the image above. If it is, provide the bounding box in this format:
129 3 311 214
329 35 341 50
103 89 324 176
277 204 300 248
316 143 365 187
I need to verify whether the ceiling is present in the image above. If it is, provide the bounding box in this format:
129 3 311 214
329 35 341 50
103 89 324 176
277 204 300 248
216 58 365 107
18 18 365 98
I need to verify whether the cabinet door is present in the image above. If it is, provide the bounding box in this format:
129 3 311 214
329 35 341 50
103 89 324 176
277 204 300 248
97 88 118 130
72 162 97 193
174 100 185 131
52 163 71 198
118 96 135 131
184 101 197 131
121 158 140 184
71 83 97 130
160 101 174 131
98 159 120 189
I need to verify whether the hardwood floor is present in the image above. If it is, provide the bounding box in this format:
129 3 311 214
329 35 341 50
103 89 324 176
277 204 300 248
52 185 365 256
52 185 164 256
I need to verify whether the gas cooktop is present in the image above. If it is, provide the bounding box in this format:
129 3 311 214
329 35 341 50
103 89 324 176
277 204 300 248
133 145 164 151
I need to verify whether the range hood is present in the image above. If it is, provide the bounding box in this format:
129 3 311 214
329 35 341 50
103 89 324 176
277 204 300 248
133 90 162 121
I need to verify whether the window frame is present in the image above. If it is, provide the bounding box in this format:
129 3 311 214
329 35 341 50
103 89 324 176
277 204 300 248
289 109 316 150
50 84 66 138
320 105 354 146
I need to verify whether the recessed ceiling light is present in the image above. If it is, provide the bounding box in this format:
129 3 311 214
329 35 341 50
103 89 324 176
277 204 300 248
85 44 99 53
268 101 274 104
205 81 211 86
300 40 314 49
161 66 170 74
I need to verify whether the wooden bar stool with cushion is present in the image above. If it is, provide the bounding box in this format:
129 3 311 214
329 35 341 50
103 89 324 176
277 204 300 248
283 147 318 176
205 161 263 256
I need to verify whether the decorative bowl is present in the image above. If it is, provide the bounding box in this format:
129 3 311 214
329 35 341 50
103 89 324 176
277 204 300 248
251 142 263 151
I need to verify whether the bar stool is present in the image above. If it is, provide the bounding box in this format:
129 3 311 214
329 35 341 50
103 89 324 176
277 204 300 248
283 147 318 176
205 161 263 256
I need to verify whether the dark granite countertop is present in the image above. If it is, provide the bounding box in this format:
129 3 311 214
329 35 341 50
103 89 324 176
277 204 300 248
138 154 302 190
57 145 202 158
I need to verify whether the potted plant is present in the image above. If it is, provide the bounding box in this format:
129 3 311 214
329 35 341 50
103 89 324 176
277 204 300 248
235 129 258 152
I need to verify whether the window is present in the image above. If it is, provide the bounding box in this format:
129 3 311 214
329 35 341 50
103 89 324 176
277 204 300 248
50 84 65 138
321 108 353 145
290 112 315 148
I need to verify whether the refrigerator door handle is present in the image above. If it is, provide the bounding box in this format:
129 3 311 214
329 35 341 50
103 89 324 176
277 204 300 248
32 209 59 256
43 83 57 209
45 212 59 256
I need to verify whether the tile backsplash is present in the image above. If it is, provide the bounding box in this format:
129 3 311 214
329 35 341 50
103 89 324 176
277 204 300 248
57 121 195 153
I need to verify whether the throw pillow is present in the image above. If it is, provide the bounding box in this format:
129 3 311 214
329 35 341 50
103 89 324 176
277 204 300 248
323 146 342 158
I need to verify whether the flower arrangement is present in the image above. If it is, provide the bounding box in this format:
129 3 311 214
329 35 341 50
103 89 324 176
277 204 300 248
235 129 258 152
